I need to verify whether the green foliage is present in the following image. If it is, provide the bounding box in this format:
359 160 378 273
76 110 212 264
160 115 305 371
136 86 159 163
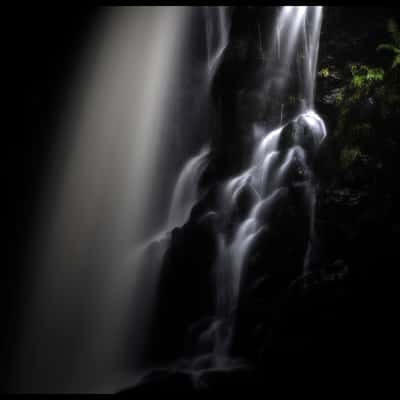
321 15 400 191
328 18 400 177
377 18 400 68
337 64 385 105
350 64 384 89
318 67 330 78
334 87 345 105
377 44 400 68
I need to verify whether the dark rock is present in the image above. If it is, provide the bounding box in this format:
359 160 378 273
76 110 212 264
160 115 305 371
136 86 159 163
118 365 261 394
253 187 289 224
118 370 194 394
195 365 257 392
232 183 311 361
278 114 325 160
233 181 260 219
148 206 219 365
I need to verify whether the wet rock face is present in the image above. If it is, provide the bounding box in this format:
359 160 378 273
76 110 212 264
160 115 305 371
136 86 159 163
138 6 395 388
148 212 219 364
278 113 326 162
210 7 282 178
119 8 400 392
148 162 314 368
119 365 264 394
148 19 326 371
233 181 259 220
232 184 311 359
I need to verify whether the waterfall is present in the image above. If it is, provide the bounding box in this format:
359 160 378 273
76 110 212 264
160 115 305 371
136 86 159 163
182 6 327 371
133 6 326 378
120 4 231 381
12 7 196 393
166 147 210 231
12 6 326 392
204 6 231 80
146 6 230 244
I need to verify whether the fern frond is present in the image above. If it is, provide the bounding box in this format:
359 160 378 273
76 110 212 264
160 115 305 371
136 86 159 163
377 43 397 52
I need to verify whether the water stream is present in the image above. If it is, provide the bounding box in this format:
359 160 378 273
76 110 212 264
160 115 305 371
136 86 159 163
169 6 327 373
13 6 326 393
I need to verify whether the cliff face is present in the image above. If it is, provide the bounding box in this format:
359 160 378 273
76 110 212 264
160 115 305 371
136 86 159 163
124 7 399 392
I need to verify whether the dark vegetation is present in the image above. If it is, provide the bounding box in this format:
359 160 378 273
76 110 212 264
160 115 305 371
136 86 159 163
315 7 399 352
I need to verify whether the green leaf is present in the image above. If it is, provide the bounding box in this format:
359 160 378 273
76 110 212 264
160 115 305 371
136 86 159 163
393 54 400 68
318 67 330 78
377 43 397 52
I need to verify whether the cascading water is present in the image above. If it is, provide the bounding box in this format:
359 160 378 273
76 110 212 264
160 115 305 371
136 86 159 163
129 7 327 383
163 6 327 373
204 6 230 79
12 6 328 393
212 5 325 364
12 7 223 393
144 6 230 243
120 4 232 383
166 147 210 231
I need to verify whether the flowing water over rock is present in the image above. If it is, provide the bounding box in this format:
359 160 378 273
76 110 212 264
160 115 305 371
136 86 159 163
116 6 327 389
14 6 328 393
146 6 327 377
13 7 226 393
